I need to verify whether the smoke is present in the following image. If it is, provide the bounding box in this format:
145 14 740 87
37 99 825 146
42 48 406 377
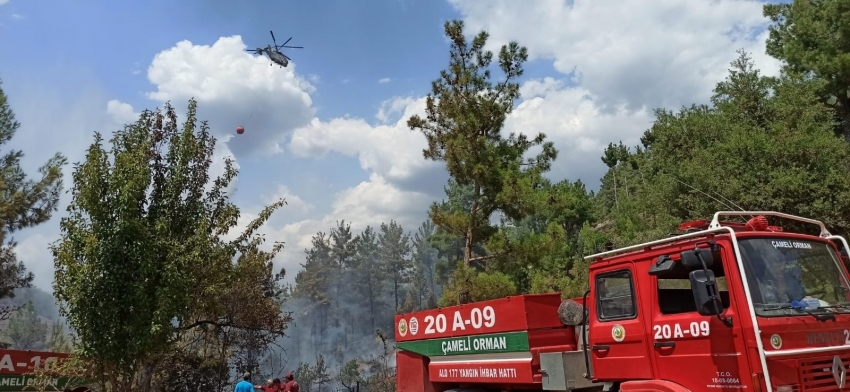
246 219 443 391
266 282 398 382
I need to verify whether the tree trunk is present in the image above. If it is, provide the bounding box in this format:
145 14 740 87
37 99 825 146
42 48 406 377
613 172 619 209
393 277 399 312
838 95 850 142
368 282 375 333
464 185 481 266
427 262 436 302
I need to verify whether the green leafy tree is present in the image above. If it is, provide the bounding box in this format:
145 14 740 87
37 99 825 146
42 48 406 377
0 80 67 321
438 263 517 306
51 99 290 392
764 0 850 139
486 179 595 292
3 300 47 350
595 51 850 245
427 180 481 285
407 20 557 266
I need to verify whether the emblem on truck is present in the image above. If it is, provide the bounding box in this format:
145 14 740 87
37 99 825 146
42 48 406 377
770 334 782 349
398 318 408 337
410 317 419 336
612 324 625 342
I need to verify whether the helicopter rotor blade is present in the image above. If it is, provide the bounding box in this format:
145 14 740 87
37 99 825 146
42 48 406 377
282 37 293 46
270 31 277 46
283 46 304 49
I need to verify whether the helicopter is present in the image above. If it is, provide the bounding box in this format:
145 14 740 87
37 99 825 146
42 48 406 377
246 30 303 68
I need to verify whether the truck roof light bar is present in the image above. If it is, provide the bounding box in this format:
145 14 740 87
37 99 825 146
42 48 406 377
708 211 830 237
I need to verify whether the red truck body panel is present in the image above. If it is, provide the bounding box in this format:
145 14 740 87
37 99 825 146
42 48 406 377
395 293 578 391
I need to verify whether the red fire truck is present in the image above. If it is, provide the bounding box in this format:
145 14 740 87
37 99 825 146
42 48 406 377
395 211 850 391
0 349 87 392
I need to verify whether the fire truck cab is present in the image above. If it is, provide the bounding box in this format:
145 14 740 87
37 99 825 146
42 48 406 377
394 211 850 391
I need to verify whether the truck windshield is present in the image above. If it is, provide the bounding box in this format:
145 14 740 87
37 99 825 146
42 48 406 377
739 237 850 317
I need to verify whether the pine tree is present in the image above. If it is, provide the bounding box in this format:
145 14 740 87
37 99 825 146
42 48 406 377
378 221 411 312
407 20 557 266
0 79 67 320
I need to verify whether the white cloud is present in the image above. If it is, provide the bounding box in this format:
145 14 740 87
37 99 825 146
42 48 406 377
329 173 433 228
106 99 139 125
287 75 652 192
375 96 416 124
378 78 393 84
241 173 434 279
110 35 317 158
0 0 9 6
448 0 782 111
289 96 447 195
505 77 654 184
262 185 314 214
11 13 21 19
208 141 240 196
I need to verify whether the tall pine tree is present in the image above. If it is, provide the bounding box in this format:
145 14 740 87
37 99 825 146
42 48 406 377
407 20 557 266
0 80 67 320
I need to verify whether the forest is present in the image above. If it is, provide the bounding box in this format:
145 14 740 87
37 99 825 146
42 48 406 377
1 0 849 391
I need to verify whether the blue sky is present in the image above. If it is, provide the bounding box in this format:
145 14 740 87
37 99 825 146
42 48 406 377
0 0 784 291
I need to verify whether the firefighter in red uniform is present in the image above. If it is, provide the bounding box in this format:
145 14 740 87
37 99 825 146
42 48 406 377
283 373 299 392
254 378 281 391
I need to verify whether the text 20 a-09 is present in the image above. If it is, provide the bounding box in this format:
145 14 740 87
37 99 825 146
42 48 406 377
421 306 497 335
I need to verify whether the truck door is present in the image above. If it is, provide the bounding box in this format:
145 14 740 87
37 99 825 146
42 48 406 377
648 246 751 389
589 265 652 380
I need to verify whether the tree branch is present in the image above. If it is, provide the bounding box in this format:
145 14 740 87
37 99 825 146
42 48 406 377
178 319 284 334
468 254 499 263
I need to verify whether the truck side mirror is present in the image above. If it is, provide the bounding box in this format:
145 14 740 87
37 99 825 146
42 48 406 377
689 269 722 316
648 255 675 276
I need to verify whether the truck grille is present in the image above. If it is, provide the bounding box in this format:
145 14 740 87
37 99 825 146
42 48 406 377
798 354 850 391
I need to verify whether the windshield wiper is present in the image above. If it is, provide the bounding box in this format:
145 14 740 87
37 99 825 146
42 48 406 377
816 303 850 312
759 303 837 322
